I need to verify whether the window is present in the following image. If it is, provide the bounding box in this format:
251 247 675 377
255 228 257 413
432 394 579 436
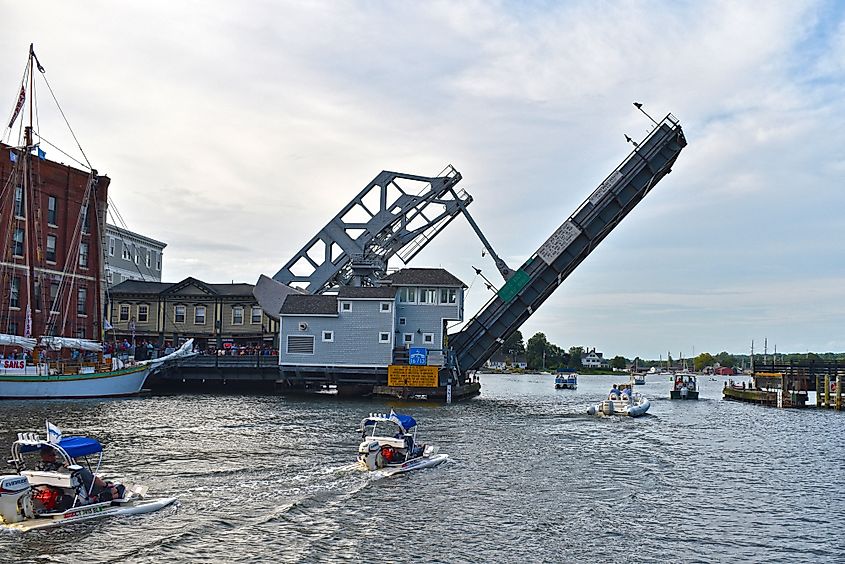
194 305 206 325
174 305 186 323
403 333 414 344
10 277 21 308
138 304 149 323
232 306 244 325
8 321 18 335
399 317 406 326
33 280 41 311
75 327 86 339
379 332 390 343
119 304 131 322
251 306 262 324
145 250 151 268
287 335 314 354
440 288 457 304
77 287 87 315
122 243 131 260
322 330 334 342
46 235 57 262
79 242 89 268
423 333 435 345
109 238 115 256
12 227 24 256
49 281 59 312
47 196 57 225
14 186 24 217
398 287 416 303
107 270 113 284
340 302 352 312
134 246 139 264
156 252 161 271
380 302 392 313
419 288 438 304
80 205 89 234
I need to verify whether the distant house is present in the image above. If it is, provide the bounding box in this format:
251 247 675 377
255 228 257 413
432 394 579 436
581 348 608 368
513 355 528 369
486 353 507 370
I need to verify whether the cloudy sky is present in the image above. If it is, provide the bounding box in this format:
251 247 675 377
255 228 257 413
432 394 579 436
3 1 844 359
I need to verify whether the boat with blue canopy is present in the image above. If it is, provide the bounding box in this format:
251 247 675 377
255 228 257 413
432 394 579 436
555 370 578 390
357 411 448 475
0 422 175 531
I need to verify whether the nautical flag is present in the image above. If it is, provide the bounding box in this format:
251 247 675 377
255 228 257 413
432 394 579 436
103 317 113 331
24 304 32 338
32 146 46 160
9 150 16 163
46 420 62 444
8 85 25 128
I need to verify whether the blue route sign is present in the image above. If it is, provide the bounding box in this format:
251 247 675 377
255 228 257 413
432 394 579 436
409 347 428 366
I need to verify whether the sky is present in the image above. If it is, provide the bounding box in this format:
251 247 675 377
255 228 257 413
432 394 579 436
2 1 844 359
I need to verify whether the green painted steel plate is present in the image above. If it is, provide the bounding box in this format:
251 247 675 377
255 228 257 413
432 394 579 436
497 269 530 303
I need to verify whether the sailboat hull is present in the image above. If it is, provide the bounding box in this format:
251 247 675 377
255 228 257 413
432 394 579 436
0 364 151 399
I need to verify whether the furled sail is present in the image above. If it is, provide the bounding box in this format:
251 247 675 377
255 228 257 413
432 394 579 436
0 333 37 351
39 336 102 352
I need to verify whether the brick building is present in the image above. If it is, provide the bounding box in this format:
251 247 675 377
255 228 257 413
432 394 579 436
0 142 109 341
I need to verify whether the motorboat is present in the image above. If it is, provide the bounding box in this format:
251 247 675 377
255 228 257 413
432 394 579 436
0 424 175 531
671 371 699 400
587 382 650 417
632 373 646 385
357 411 448 475
554 371 578 390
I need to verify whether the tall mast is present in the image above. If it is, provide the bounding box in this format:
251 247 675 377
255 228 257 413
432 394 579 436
23 45 37 341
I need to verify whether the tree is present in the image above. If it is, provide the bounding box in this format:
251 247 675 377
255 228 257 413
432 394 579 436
502 330 525 357
715 351 735 368
567 346 583 370
526 332 549 370
610 355 627 370
694 352 715 372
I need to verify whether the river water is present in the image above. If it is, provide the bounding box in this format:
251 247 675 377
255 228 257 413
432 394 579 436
1 373 842 563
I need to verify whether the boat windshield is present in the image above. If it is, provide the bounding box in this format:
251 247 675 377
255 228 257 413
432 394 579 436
362 420 407 439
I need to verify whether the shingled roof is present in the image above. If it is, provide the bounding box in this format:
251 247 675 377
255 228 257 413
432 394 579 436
109 278 257 297
381 268 466 288
336 286 398 298
280 294 339 316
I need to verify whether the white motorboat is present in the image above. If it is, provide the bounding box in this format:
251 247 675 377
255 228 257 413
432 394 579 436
587 382 650 417
0 424 176 531
357 411 448 475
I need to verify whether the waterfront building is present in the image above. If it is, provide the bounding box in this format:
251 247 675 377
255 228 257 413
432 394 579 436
0 142 109 340
105 224 166 285
278 268 465 378
581 348 608 369
107 277 278 350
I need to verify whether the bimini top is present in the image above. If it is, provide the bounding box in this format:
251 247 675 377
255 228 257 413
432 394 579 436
360 412 418 434
18 436 103 459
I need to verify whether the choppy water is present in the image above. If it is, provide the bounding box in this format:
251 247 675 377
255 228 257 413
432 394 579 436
1 374 842 563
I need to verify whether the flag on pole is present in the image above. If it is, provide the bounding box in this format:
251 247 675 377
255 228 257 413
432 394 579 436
103 317 113 331
8 85 25 128
46 420 62 444
32 146 46 160
24 304 32 338
9 150 17 163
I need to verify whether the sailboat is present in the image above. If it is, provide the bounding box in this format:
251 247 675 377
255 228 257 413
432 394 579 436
0 45 193 398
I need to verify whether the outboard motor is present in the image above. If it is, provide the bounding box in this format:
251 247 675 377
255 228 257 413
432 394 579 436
358 440 384 471
601 401 615 416
0 475 34 523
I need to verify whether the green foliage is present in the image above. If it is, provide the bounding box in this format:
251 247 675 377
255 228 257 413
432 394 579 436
502 330 525 357
526 332 549 370
694 352 714 372
610 355 627 370
568 346 583 370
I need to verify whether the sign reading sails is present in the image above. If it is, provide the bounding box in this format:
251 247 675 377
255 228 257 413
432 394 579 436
388 365 439 388
1 359 27 372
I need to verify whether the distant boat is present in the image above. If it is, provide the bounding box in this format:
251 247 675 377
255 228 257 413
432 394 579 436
554 372 577 390
633 373 646 385
670 371 699 400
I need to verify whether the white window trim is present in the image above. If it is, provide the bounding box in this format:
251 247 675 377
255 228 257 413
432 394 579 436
340 301 352 312
251 306 262 324
379 332 391 343
422 332 435 345
420 288 438 305
194 305 206 325
174 304 187 323
403 333 414 344
232 306 245 325
109 238 115 257
398 287 417 304
399 317 406 325
322 330 334 342
119 304 130 322
380 301 392 313
138 304 149 323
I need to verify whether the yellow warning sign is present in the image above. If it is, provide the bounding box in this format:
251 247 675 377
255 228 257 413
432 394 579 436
387 365 439 388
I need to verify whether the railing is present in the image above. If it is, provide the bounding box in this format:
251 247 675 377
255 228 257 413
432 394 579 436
173 355 280 369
